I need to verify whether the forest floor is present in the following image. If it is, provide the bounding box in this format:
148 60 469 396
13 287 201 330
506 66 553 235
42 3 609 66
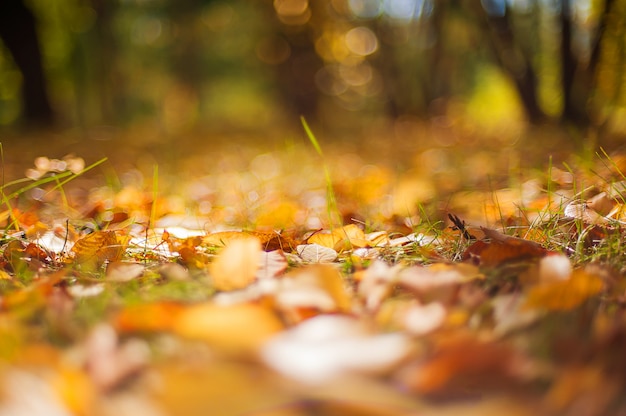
0 120 624 415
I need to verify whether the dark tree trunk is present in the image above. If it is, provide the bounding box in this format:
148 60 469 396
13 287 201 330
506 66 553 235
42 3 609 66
0 0 53 125
470 0 546 123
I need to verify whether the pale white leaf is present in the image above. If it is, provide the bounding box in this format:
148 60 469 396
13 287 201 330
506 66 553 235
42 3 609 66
106 262 145 282
261 315 410 384
404 302 447 335
296 244 338 263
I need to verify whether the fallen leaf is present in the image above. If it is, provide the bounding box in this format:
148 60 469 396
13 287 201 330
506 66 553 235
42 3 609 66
524 269 604 311
463 227 548 266
174 302 283 353
538 253 573 282
403 302 447 335
261 315 410 383
274 265 352 318
257 250 288 280
398 335 529 396
398 263 482 303
296 243 338 263
84 324 150 391
71 231 128 269
306 224 369 251
210 237 261 291
115 302 185 333
105 261 145 282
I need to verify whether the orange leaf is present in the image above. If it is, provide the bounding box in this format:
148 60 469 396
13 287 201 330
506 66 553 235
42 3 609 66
203 231 251 247
173 302 283 353
210 237 261 291
525 269 604 311
400 336 524 395
115 302 184 333
306 231 337 249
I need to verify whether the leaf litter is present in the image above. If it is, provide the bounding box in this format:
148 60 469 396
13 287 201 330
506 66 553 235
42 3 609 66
0 145 624 415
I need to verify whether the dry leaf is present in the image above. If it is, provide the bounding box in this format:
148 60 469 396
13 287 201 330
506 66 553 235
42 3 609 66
106 262 145 282
204 230 297 252
403 302 447 335
261 315 410 383
71 231 128 269
357 260 400 311
306 224 369 251
257 250 288 280
84 324 150 391
524 269 604 311
538 254 573 282
305 232 337 249
398 263 482 303
275 265 352 316
399 336 529 395
463 227 548 266
174 302 283 353
203 231 247 247
115 302 184 333
210 237 261 291
296 244 338 263
492 293 541 336
563 202 610 225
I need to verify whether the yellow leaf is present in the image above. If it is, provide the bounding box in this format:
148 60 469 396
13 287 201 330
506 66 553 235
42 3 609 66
307 225 369 251
71 231 128 269
525 269 604 311
115 302 184 333
203 231 248 247
210 237 261 291
333 224 368 250
306 231 337 249
53 367 96 414
315 265 352 311
174 302 282 353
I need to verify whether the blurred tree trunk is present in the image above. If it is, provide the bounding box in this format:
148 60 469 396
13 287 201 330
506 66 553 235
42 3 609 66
168 0 205 92
0 0 53 126
559 0 616 126
468 0 546 123
92 0 123 124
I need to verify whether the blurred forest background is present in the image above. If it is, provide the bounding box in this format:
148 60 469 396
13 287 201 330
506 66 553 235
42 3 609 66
0 0 625 155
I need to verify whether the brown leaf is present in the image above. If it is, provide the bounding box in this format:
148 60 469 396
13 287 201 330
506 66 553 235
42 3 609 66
463 227 548 267
399 336 528 396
